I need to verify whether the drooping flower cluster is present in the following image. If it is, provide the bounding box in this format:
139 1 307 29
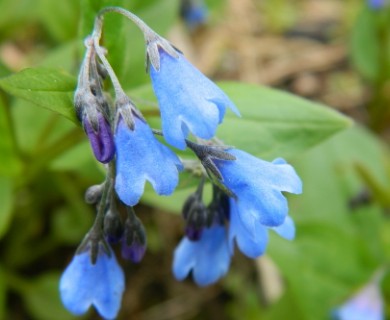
60 6 302 319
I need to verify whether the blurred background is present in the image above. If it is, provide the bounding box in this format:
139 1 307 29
0 0 390 319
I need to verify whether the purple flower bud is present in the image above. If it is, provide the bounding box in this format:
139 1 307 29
121 241 146 263
121 216 147 263
83 113 115 163
104 210 124 244
185 225 203 241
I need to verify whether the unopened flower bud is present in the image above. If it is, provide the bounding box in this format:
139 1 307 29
83 112 115 163
182 179 208 241
207 185 230 223
104 210 124 244
184 225 203 241
121 216 147 263
85 184 104 204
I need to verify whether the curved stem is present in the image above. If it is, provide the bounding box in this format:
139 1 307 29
96 6 155 37
92 35 125 98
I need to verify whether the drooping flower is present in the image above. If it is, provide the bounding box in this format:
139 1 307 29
60 246 125 320
173 224 231 286
114 116 182 206
333 283 384 320
149 49 240 150
213 151 302 229
229 197 296 258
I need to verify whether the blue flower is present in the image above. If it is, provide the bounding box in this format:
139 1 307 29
150 50 240 150
114 116 183 206
180 0 208 30
213 151 302 228
333 283 384 320
59 246 125 320
229 198 296 258
368 0 386 9
173 225 231 286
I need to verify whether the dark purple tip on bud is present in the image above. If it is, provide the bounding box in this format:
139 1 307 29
185 225 203 241
121 242 146 263
104 210 124 244
83 113 115 163
121 216 147 263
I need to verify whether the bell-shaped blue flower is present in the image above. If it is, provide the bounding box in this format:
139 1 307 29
229 198 296 258
150 50 240 150
114 116 182 206
173 225 231 286
213 151 302 229
59 246 125 320
333 283 384 320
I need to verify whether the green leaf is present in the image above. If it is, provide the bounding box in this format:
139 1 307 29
0 177 13 239
0 98 22 176
23 273 80 320
267 125 389 319
0 68 77 123
217 82 352 159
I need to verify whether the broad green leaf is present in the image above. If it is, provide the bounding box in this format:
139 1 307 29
267 125 389 320
0 98 21 176
217 82 352 159
23 273 80 320
0 68 77 123
0 177 13 239
11 98 78 155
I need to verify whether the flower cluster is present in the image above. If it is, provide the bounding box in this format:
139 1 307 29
60 6 302 319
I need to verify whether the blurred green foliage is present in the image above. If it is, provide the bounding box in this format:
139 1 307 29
0 0 389 320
